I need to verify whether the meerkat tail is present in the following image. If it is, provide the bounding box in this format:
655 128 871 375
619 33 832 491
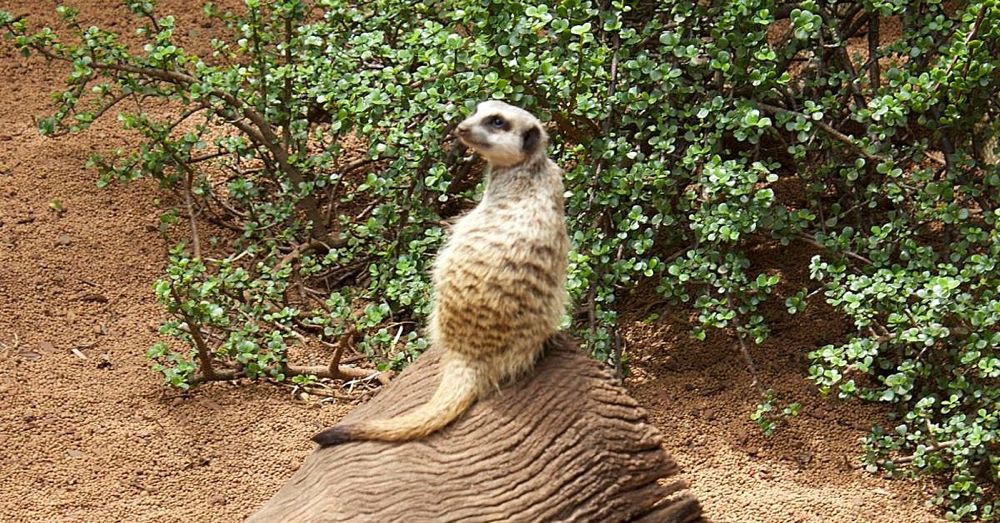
312 358 481 447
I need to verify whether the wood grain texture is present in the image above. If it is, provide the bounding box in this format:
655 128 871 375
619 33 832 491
248 334 702 523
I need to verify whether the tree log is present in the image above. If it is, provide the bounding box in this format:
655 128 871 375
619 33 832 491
248 334 702 522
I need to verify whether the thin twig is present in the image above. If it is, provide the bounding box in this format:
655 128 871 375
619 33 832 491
735 330 765 395
757 102 886 162
725 290 766 394
133 3 161 33
842 10 871 40
183 169 202 259
169 284 216 380
188 150 230 164
327 320 356 375
342 370 387 389
274 239 330 270
880 440 956 465
286 364 380 381
205 186 247 219
796 233 874 266
946 3 988 78
866 16 881 89
88 90 134 123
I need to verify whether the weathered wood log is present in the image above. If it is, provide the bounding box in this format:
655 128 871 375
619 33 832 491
249 334 702 523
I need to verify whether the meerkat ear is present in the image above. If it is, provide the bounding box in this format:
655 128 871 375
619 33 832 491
521 125 542 154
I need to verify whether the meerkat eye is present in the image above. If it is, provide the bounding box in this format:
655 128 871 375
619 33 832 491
487 115 507 128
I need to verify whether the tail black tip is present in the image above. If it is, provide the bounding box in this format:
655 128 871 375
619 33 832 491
312 425 354 447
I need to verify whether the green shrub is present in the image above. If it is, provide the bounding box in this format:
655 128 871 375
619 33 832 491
3 0 998 518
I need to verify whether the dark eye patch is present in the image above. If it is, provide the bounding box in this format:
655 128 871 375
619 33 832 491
521 126 541 154
484 114 510 131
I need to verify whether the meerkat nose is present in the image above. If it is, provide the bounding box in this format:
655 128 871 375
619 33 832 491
455 125 470 137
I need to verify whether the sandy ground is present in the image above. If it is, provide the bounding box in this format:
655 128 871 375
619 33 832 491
0 2 944 522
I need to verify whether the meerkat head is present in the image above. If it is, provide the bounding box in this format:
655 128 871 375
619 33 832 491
454 100 549 168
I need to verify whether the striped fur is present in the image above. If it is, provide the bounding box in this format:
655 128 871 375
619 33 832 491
313 101 568 446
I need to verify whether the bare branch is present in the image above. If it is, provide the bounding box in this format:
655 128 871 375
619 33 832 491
182 170 202 259
879 440 956 466
756 101 886 162
796 233 874 266
169 283 216 380
867 16 881 89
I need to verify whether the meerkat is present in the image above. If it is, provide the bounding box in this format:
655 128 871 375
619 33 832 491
312 100 569 446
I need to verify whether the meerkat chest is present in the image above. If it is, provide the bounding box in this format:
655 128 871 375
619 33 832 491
437 201 566 276
431 201 568 349
432 197 567 323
